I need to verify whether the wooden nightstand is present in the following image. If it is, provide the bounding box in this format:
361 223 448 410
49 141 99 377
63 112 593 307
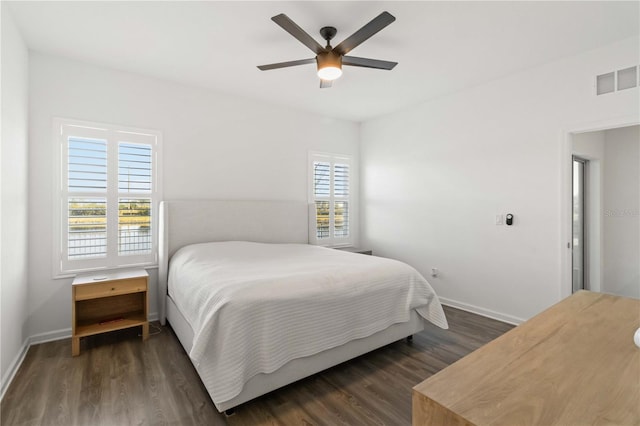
72 269 149 356
334 246 373 255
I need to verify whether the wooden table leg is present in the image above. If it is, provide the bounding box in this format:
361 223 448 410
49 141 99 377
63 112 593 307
142 323 149 341
72 337 80 356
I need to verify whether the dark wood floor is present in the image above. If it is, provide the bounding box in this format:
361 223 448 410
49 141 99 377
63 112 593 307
1 306 513 426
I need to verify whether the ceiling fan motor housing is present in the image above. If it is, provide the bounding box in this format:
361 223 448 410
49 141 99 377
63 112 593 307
316 51 342 71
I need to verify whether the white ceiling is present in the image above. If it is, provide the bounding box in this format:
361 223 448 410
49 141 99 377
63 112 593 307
7 1 639 122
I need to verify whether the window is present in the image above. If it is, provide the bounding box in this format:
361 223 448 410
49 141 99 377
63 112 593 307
54 119 162 275
309 152 352 246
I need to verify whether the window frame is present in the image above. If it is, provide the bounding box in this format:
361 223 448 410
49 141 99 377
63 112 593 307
308 151 353 247
53 118 163 278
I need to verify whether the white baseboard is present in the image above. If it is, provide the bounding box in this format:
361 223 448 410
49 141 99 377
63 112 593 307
0 338 30 401
0 311 159 402
439 297 525 325
29 327 72 345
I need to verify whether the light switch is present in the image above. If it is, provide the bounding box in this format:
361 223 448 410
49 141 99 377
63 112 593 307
506 213 514 226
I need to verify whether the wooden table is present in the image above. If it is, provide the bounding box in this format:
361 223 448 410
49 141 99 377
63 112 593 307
413 291 640 425
72 269 149 356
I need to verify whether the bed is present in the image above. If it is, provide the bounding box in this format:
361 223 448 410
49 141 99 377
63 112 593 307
158 200 448 413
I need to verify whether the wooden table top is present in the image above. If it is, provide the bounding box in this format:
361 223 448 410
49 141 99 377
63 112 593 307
413 291 640 425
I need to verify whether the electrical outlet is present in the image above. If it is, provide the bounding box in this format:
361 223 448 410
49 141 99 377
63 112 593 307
495 214 504 225
431 268 439 277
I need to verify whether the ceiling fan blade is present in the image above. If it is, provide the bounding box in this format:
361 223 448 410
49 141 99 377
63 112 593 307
272 14 325 54
342 56 397 70
320 79 332 89
257 58 316 71
333 11 395 56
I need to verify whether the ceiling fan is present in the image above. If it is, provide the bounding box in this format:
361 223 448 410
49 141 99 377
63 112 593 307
257 11 397 88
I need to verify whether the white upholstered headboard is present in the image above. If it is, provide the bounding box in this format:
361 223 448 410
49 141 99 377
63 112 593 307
158 199 309 324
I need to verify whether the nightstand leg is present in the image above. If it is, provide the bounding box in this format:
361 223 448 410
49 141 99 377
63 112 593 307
142 323 149 341
72 337 80 356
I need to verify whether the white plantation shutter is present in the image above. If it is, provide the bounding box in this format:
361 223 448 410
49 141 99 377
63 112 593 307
67 137 109 259
333 163 349 238
313 162 331 197
333 164 349 197
68 137 107 191
119 142 152 192
118 142 153 256
68 198 107 259
313 161 331 239
309 153 353 246
56 119 162 275
118 198 152 256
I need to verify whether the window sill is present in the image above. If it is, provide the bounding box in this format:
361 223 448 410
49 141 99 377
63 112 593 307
54 263 158 280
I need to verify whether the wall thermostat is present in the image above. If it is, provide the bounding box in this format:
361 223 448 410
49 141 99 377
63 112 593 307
506 214 514 226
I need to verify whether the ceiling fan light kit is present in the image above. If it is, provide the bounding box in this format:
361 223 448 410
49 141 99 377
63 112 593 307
316 51 342 80
258 11 397 88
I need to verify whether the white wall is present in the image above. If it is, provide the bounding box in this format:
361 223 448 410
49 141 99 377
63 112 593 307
28 53 359 338
572 130 605 292
573 131 605 159
361 37 639 323
1 5 30 394
602 125 639 298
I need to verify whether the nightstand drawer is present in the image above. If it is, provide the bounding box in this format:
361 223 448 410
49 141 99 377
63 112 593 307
75 277 147 300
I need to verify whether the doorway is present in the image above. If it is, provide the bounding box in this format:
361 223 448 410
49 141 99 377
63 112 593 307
567 124 640 299
572 156 587 292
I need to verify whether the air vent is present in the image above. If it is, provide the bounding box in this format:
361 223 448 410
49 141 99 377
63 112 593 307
596 65 638 95
597 72 615 95
617 66 638 91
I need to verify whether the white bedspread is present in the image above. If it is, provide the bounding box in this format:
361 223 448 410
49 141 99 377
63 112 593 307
168 241 448 404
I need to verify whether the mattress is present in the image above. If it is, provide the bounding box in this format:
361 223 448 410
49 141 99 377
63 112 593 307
168 241 448 404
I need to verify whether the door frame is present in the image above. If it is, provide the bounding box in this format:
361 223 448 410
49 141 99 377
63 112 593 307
560 115 639 299
571 155 588 292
